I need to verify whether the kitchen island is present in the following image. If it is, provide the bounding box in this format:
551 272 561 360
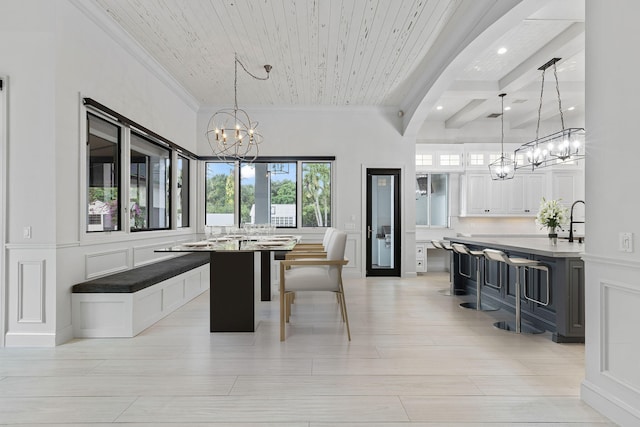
445 236 585 343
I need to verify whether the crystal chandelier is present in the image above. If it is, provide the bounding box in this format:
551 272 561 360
515 58 585 170
488 93 515 180
206 54 272 163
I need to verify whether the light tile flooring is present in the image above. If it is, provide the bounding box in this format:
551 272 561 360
0 273 616 426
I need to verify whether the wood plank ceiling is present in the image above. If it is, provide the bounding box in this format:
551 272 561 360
90 0 584 136
93 0 462 107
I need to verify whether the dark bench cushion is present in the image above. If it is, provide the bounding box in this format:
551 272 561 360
72 252 210 293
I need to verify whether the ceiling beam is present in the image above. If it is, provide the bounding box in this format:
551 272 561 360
445 99 489 129
499 22 585 93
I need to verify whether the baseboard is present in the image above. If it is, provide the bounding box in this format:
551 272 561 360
581 379 640 426
5 332 57 347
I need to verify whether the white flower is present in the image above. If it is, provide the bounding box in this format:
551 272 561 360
535 197 569 230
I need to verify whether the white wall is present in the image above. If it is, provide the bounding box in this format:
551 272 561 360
581 1 640 424
1 0 199 346
197 106 417 278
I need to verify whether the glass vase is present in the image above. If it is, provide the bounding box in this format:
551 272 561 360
548 227 558 246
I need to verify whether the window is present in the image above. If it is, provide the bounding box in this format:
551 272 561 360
415 154 433 166
240 162 297 227
416 173 448 227
177 155 189 227
439 154 460 166
130 133 171 231
302 162 331 227
469 153 484 166
87 114 120 232
204 159 333 228
205 162 235 226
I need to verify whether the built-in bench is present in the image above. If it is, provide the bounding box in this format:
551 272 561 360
72 252 210 338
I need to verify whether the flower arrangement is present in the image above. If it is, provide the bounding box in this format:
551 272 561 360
535 197 568 232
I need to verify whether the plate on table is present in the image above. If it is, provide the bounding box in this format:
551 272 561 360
269 236 295 241
182 241 210 247
255 240 290 248
208 236 232 242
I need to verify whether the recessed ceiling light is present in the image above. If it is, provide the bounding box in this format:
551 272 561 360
568 106 575 111
436 105 443 110
497 47 508 55
504 106 511 111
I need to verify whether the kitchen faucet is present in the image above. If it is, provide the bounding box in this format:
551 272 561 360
568 200 585 243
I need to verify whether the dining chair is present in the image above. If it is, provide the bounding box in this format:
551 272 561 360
279 229 349 341
291 227 335 255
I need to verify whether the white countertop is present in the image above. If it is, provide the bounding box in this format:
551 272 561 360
445 236 585 258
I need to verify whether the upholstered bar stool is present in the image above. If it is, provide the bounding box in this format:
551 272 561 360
452 243 498 311
482 248 548 334
431 240 464 296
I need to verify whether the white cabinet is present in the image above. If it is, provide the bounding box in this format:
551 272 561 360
462 173 546 217
551 171 585 209
463 174 506 215
506 174 546 215
416 243 427 272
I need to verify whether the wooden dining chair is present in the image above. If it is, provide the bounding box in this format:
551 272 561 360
290 227 335 255
279 229 349 341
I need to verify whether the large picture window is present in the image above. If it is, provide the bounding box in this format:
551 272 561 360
302 162 331 227
130 133 171 231
240 162 297 227
177 155 189 227
205 162 235 226
205 159 332 228
416 173 448 227
87 114 121 232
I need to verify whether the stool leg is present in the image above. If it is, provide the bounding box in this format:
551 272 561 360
460 256 498 311
515 266 521 333
440 251 465 296
494 265 543 334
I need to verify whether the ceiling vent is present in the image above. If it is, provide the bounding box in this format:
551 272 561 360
487 113 503 118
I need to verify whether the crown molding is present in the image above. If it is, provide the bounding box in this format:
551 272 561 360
69 0 200 112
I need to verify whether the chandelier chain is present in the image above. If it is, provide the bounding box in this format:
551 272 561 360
535 67 546 144
553 62 566 130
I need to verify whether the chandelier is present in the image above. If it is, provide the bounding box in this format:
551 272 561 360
206 54 272 163
488 93 515 180
515 58 585 170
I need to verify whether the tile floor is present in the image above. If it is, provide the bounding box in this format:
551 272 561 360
0 273 616 426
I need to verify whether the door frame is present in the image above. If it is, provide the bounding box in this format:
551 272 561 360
364 167 402 277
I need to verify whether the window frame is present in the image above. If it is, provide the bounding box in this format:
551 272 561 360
415 172 450 228
204 157 335 229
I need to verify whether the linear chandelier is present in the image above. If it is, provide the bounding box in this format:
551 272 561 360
206 53 272 163
489 93 515 180
515 58 585 171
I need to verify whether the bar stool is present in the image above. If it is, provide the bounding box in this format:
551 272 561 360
451 243 498 311
431 240 465 296
482 249 550 334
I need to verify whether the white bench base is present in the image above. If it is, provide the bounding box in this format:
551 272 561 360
72 264 209 338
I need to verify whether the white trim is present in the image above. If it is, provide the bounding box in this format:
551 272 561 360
581 253 640 270
0 75 7 347
68 0 200 112
582 379 640 426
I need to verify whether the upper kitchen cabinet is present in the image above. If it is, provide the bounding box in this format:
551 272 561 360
461 173 547 217
551 170 585 209
461 173 506 215
506 174 547 215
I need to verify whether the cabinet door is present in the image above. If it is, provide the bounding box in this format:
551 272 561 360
486 178 505 214
506 175 526 214
466 174 488 215
525 174 546 214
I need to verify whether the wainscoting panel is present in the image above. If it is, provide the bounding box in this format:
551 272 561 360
345 235 359 271
133 241 178 267
17 260 45 323
601 280 640 393
85 248 129 279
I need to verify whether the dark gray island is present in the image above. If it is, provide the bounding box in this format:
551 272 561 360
445 236 585 343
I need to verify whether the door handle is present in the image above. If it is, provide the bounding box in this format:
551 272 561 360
367 226 373 239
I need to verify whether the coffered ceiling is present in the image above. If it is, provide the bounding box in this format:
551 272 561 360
88 0 585 137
